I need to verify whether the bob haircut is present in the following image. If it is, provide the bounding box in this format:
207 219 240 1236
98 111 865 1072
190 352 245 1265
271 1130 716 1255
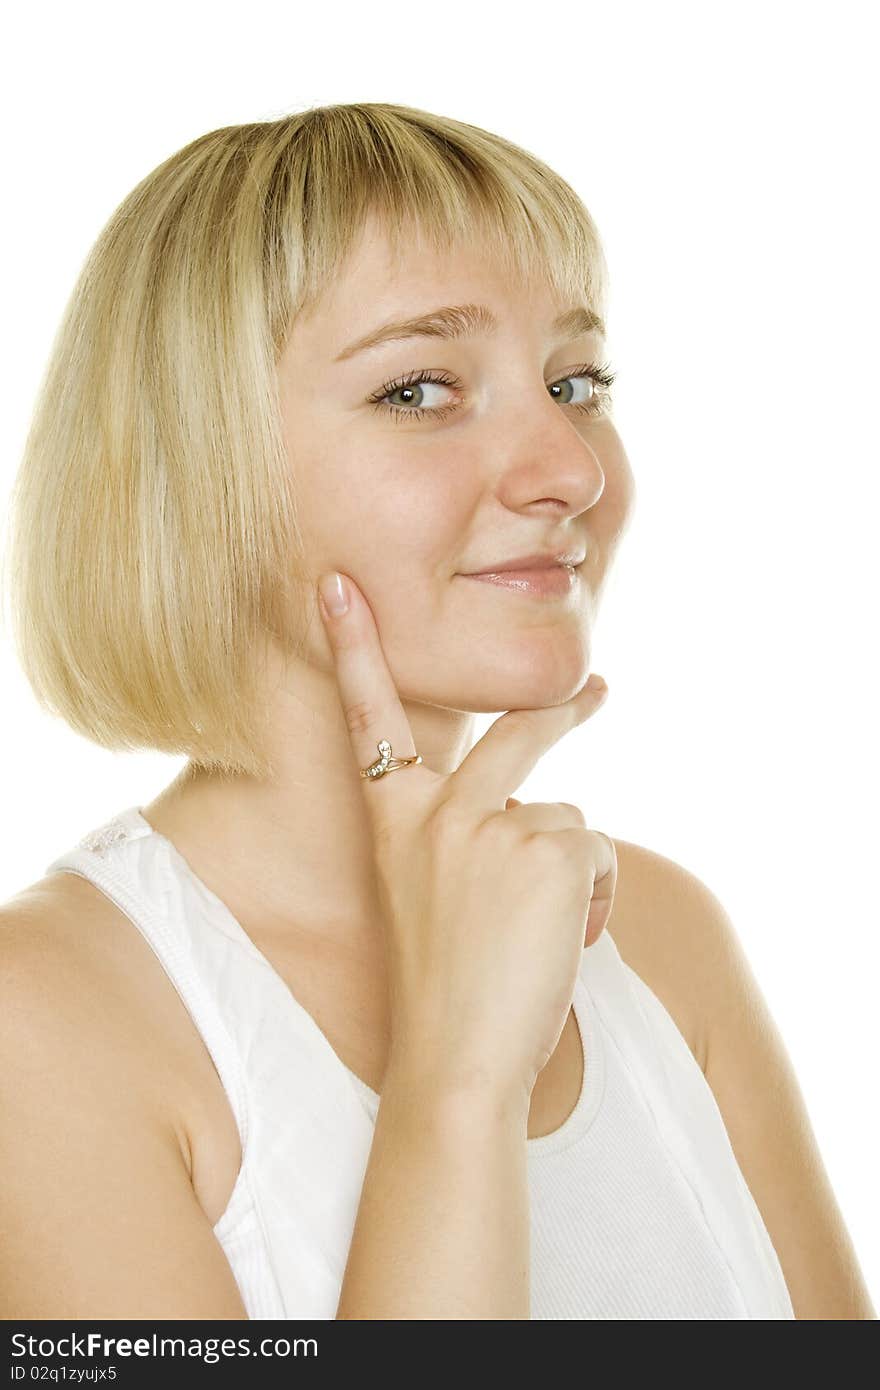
2 102 610 781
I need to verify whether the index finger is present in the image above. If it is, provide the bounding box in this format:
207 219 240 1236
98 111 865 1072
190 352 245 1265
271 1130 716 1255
449 675 608 815
317 571 424 804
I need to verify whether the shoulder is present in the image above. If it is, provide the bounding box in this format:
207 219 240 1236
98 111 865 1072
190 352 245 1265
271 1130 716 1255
604 836 725 1073
0 873 195 1172
605 839 876 1318
0 873 117 1013
0 871 171 1040
0 879 250 1318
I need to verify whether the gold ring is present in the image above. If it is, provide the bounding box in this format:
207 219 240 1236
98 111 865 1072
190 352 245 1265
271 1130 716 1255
359 738 423 781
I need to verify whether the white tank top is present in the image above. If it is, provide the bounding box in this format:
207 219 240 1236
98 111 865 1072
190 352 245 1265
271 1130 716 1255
44 806 794 1320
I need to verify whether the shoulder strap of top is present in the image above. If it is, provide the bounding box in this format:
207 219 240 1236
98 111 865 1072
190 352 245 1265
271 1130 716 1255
44 806 379 1318
44 807 251 1169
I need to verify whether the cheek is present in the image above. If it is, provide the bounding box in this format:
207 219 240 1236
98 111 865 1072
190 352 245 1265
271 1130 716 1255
354 455 474 564
298 446 473 579
380 479 469 575
592 434 636 541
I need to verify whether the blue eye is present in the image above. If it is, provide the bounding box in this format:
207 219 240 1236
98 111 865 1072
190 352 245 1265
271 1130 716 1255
367 362 617 425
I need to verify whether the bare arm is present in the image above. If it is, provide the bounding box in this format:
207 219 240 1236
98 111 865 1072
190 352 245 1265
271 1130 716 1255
336 1061 531 1320
0 913 249 1320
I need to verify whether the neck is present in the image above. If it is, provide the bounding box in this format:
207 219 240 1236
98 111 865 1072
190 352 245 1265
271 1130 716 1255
140 639 477 956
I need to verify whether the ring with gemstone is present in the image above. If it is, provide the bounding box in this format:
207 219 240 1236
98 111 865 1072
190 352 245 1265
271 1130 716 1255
359 739 423 780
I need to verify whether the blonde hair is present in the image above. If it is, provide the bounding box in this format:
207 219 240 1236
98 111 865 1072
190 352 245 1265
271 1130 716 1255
1 102 610 781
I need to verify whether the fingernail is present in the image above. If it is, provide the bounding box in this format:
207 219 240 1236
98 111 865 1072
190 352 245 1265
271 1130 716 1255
318 571 349 618
586 673 606 691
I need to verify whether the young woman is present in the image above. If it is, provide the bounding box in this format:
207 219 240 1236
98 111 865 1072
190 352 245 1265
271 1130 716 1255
1 102 872 1320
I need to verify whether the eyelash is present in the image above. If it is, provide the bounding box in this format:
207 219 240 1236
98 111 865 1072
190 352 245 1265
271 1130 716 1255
367 361 617 425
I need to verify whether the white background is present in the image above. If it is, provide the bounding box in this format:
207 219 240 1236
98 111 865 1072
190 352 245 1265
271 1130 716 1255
2 1 877 1308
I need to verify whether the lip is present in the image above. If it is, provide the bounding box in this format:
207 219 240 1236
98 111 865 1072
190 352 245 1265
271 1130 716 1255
462 551 585 574
459 564 580 598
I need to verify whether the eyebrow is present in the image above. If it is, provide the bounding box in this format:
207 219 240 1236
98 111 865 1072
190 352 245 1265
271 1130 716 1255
333 301 606 363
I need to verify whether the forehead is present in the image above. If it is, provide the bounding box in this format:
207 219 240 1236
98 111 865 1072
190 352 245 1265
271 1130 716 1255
287 212 569 357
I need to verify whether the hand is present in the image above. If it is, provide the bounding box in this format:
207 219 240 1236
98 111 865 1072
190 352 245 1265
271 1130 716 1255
317 570 616 1106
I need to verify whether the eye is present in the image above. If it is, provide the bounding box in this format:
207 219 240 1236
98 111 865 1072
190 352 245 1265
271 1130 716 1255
549 362 617 412
367 362 617 425
368 368 461 424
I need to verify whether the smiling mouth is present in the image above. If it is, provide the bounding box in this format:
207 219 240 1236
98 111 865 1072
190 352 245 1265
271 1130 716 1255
458 563 580 598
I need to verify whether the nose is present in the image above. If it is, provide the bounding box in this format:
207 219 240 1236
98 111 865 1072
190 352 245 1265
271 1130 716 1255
494 397 606 516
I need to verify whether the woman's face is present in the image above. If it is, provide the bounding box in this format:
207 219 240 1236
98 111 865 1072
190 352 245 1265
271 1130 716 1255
277 214 635 714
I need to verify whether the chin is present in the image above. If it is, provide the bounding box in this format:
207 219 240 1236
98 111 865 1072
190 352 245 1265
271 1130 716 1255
447 669 590 715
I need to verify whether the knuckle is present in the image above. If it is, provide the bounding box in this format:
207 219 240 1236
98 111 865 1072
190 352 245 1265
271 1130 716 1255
479 812 515 850
568 826 595 867
593 828 617 863
429 796 470 841
528 830 570 869
344 700 378 739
